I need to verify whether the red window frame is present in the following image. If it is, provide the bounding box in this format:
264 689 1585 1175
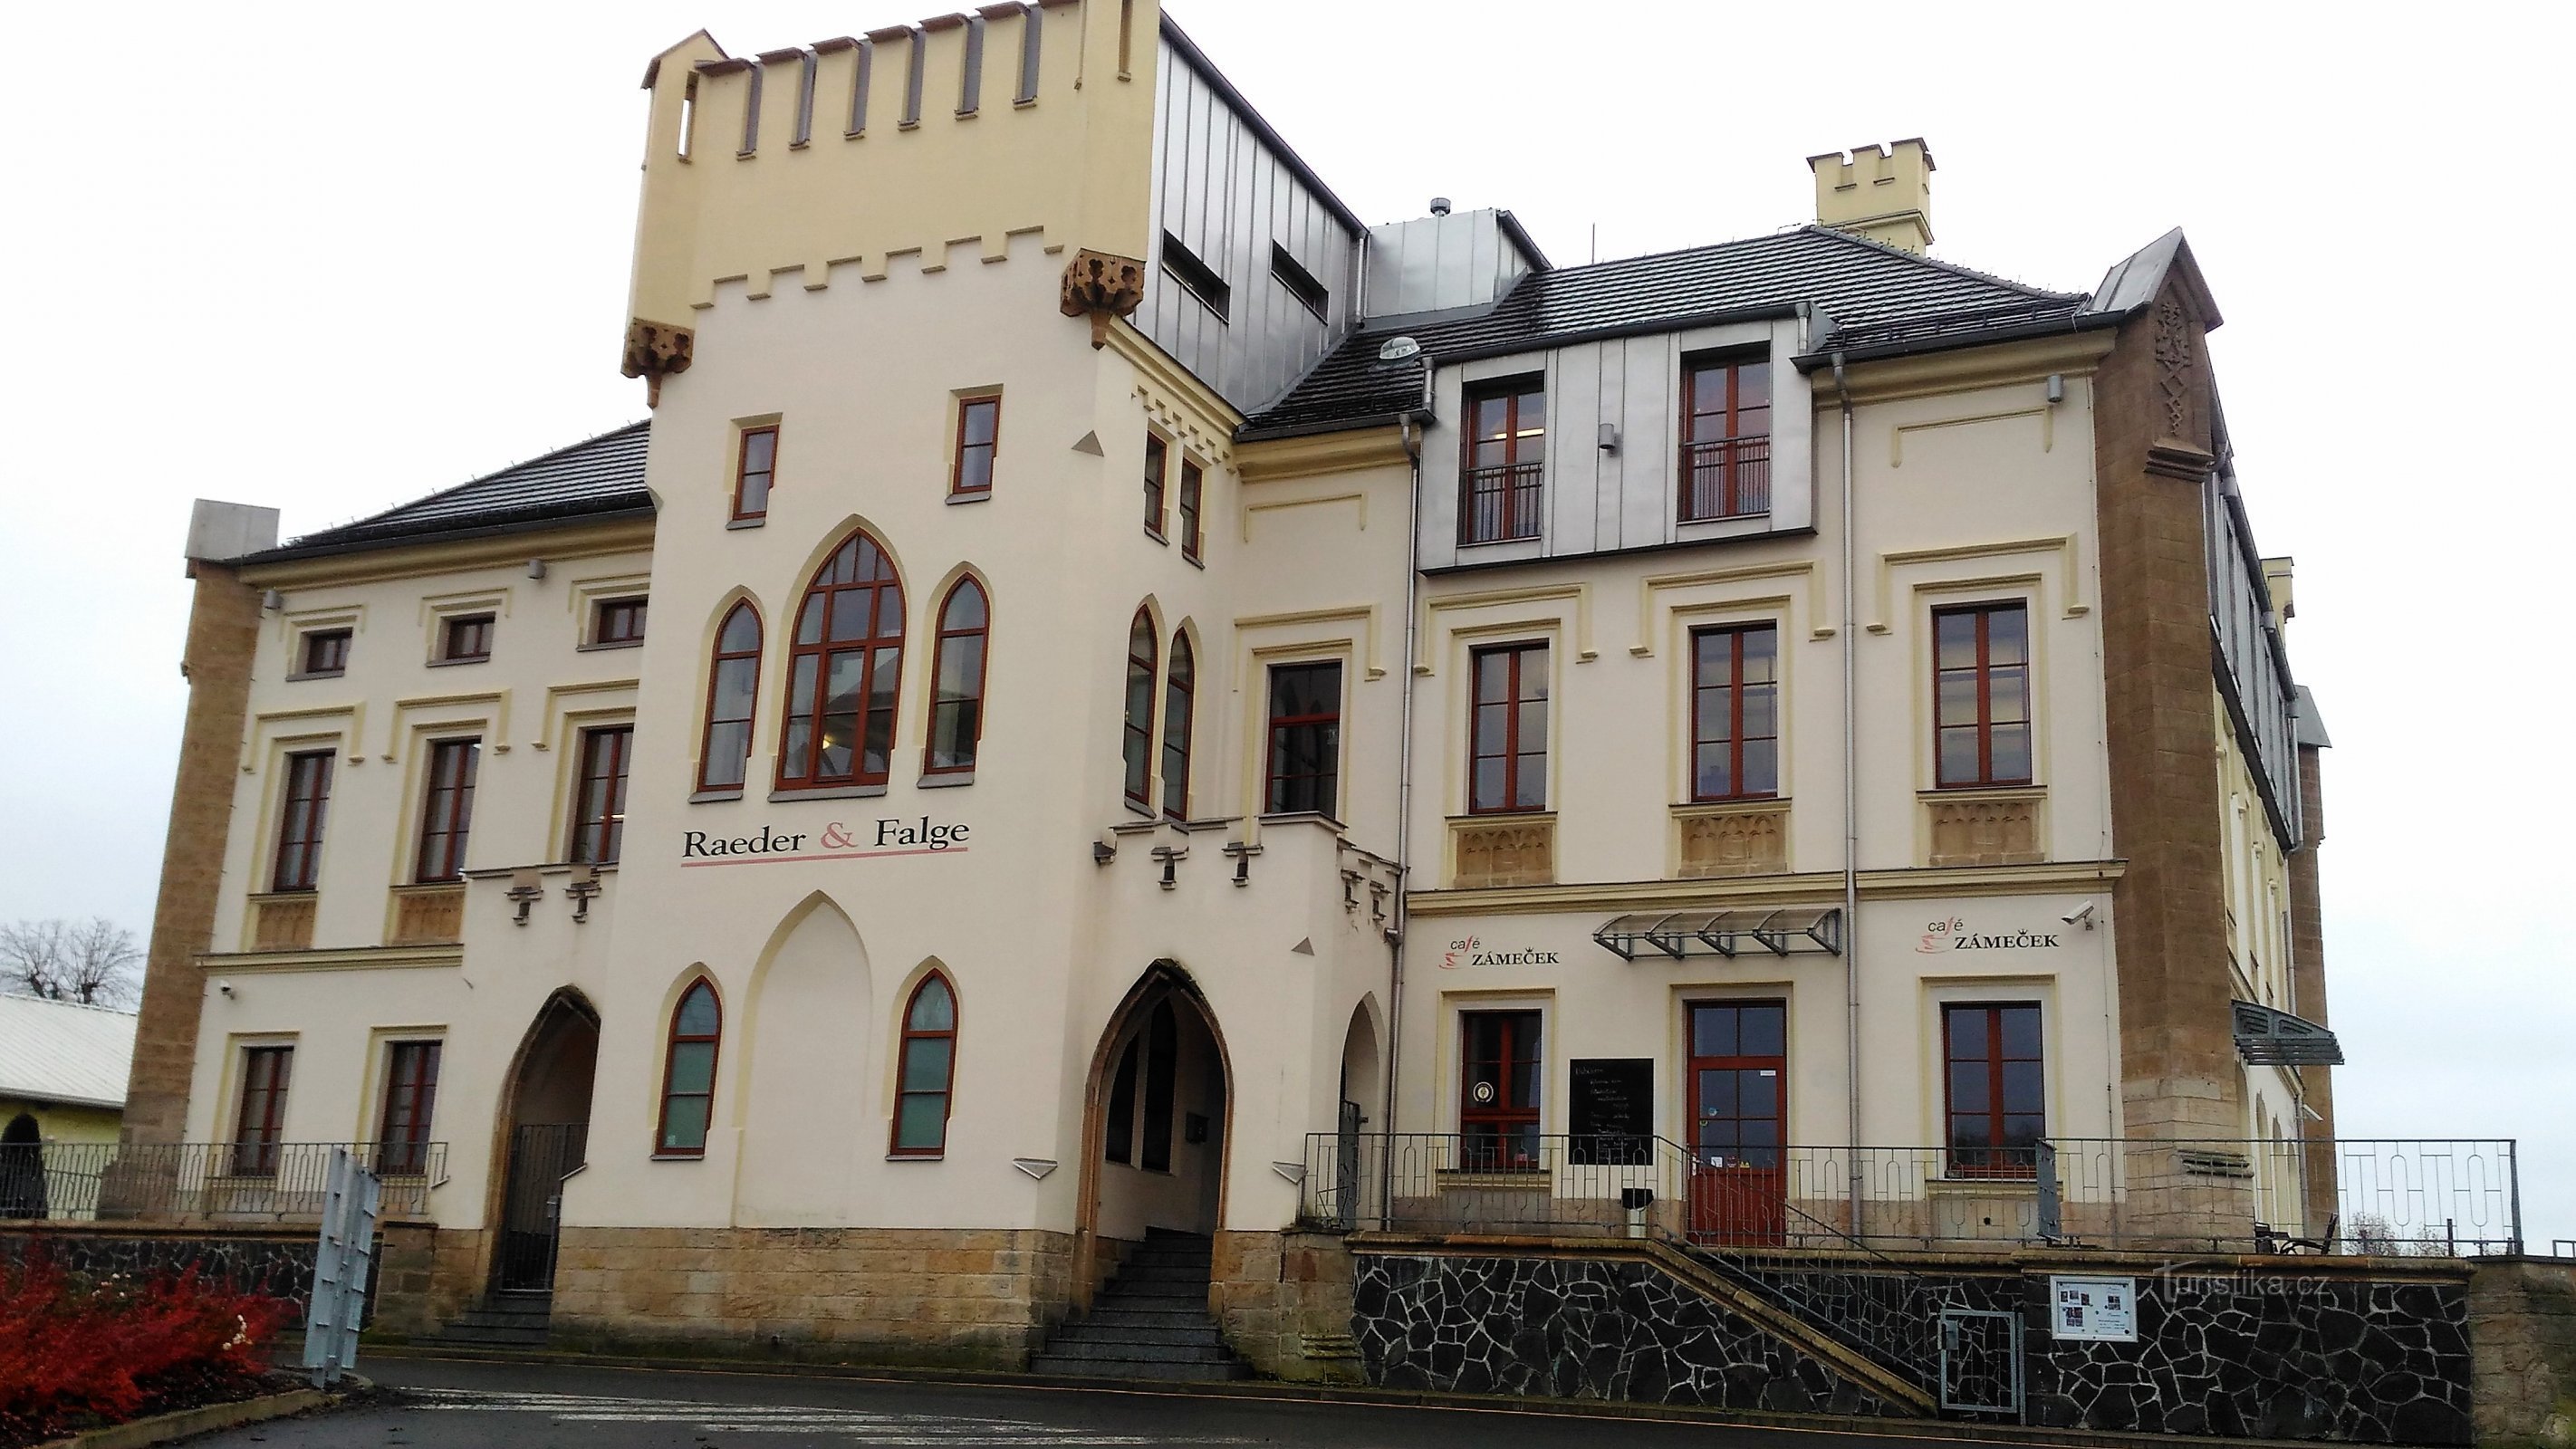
1687 1001 1787 1168
1468 643 1549 813
234 1045 293 1177
889 973 959 1156
1142 435 1168 537
1120 609 1158 810
1459 378 1545 544
732 425 779 522
299 629 351 677
697 602 763 793
1678 354 1773 522
592 598 648 647
272 751 333 893
1160 632 1194 820
1942 1003 2044 1178
1934 602 2033 788
778 530 906 790
1690 624 1780 801
414 738 479 883
1177 459 1204 561
1459 1010 1542 1169
376 1040 442 1176
925 578 989 777
656 979 722 1156
569 725 632 865
440 614 493 664
951 396 1000 496
1264 661 1341 818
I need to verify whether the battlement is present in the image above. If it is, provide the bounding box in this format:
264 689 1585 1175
625 0 1159 385
1806 138 1935 253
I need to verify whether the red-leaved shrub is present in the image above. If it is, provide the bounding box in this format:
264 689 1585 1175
0 1258 292 1444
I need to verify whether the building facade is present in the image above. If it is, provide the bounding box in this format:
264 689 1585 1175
122 0 2343 1372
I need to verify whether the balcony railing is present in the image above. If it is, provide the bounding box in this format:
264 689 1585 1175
0 1141 445 1224
1678 435 1771 522
1458 461 1543 545
1301 1132 2524 1256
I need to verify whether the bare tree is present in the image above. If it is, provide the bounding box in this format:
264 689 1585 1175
0 917 145 1008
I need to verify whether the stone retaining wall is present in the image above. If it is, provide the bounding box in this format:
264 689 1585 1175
1211 1229 1360 1382
2471 1258 2576 1447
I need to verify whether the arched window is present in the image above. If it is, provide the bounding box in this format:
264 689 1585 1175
697 602 764 792
656 980 721 1156
891 974 958 1156
1120 609 1157 809
780 531 905 789
925 579 989 777
1160 632 1194 820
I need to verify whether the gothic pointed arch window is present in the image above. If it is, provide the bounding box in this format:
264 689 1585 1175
1121 609 1158 810
697 601 764 793
1161 631 1194 820
925 578 989 777
780 531 905 790
890 973 959 1156
656 979 722 1156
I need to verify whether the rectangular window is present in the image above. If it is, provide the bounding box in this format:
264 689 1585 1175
1679 354 1773 522
1142 434 1168 536
233 1045 293 1177
1691 624 1780 800
952 395 1000 495
439 614 494 664
1177 459 1204 561
376 1040 441 1176
1459 1010 1541 1169
1468 643 1548 812
414 738 480 883
1270 242 1331 320
734 425 778 521
271 751 333 893
1934 603 2033 788
1264 661 1342 819
1160 231 1231 321
1460 377 1545 544
1943 1003 2044 1177
298 629 351 678
591 597 648 647
570 725 633 866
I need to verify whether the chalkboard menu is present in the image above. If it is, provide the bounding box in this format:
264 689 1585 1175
1569 1058 1654 1166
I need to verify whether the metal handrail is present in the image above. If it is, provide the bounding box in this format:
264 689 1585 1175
0 1140 446 1223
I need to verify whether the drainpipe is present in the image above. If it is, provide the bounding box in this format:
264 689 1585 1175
1832 350 1863 1236
1380 398 1427 1223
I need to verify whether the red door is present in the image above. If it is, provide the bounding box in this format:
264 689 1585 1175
1687 1001 1786 1245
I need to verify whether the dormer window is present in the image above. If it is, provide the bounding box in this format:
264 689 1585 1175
1679 354 1772 522
1460 377 1544 545
1161 233 1231 321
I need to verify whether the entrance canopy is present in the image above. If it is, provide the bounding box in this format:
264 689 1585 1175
1592 907 1842 962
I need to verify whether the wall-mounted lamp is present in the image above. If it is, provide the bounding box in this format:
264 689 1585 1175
2045 373 2065 405
506 868 544 926
1091 840 1116 866
260 590 284 612
526 559 549 581
564 864 601 923
1597 423 1621 454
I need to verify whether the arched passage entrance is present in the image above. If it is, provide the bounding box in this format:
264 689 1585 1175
0 1113 44 1220
490 990 599 1294
1075 964 1232 1300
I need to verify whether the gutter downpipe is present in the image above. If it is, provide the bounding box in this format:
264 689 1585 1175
1380 384 1429 1227
1832 349 1864 1237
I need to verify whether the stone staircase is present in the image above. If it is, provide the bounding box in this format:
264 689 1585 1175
415 1292 554 1352
1029 1229 1251 1381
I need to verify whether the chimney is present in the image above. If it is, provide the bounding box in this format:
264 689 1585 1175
1807 139 1935 253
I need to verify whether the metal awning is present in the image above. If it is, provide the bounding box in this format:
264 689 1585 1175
1593 907 1842 962
2232 1000 2344 1066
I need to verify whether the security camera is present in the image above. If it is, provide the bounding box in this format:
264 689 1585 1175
2061 900 2098 929
214 980 235 998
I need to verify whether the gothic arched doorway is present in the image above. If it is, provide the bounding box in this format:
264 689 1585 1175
1074 964 1232 1303
489 990 599 1293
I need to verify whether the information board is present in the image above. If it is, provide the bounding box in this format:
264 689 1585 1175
1569 1058 1653 1166
2049 1274 2139 1342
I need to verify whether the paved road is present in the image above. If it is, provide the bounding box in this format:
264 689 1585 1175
194 1356 2023 1449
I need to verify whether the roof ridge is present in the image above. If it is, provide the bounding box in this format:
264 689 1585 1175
1795 223 2081 302
288 418 649 546
1514 225 1817 281
0 993 139 1018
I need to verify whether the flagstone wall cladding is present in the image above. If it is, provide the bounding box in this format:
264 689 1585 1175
1 1227 319 1310
1351 1252 1901 1415
1354 1250 2478 1444
537 1226 1075 1369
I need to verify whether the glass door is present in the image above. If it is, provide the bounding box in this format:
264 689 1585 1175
1687 1001 1787 1245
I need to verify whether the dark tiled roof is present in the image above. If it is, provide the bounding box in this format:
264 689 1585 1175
246 421 653 562
1241 226 2083 437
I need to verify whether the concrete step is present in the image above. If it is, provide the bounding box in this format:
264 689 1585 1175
1053 1320 1226 1346
417 1322 551 1349
1032 1338 1237 1365
1092 1290 1210 1310
1027 1354 1252 1382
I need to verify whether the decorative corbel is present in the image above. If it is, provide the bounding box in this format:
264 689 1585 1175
620 318 697 407
1058 250 1146 349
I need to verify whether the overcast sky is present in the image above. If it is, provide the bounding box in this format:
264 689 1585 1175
1 1 2564 1246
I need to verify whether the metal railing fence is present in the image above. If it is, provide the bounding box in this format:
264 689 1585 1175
2039 1137 2523 1255
0 1141 445 1223
1458 461 1544 545
1679 435 1772 521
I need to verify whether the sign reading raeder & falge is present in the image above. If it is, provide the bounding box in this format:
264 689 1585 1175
681 816 969 867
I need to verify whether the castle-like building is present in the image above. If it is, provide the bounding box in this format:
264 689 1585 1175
127 0 2341 1380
